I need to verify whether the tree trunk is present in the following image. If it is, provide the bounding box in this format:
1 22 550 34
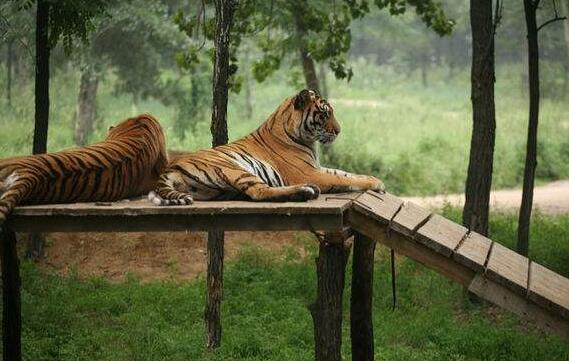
518 0 540 256
205 0 237 350
294 5 320 91
463 0 496 237
420 53 429 88
1 227 21 361
560 0 569 95
34 0 50 155
6 40 13 106
74 68 99 146
318 62 329 99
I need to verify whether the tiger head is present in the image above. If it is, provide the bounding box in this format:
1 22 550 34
292 89 340 144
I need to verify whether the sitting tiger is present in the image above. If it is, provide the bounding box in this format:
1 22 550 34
0 114 168 224
149 89 384 205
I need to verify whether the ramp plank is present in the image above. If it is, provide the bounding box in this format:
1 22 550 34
529 262 569 320
352 192 404 225
454 232 492 273
390 201 432 237
415 214 468 257
486 243 528 296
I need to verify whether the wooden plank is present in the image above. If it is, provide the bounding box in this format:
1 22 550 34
351 191 404 225
347 209 475 286
12 194 353 217
414 214 468 257
528 262 569 320
453 232 492 273
390 201 431 237
469 274 569 341
485 242 528 296
7 213 344 233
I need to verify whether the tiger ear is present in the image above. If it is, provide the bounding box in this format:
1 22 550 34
294 89 314 110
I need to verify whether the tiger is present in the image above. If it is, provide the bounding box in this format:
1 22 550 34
149 89 384 205
0 114 168 224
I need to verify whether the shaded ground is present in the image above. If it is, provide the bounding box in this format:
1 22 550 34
34 180 569 282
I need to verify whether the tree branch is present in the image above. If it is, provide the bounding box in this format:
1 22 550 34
537 15 566 31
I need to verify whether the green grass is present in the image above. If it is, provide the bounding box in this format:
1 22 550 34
5 211 569 360
1 61 568 196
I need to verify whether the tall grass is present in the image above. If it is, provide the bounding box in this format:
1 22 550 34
7 211 569 360
1 61 568 195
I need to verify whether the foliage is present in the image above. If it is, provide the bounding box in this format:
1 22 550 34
12 212 569 360
172 0 455 87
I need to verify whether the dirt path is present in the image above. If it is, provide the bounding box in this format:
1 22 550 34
403 180 569 214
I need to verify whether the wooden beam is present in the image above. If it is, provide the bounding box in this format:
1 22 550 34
7 213 344 233
1 227 21 361
350 233 376 361
468 274 569 341
312 233 349 361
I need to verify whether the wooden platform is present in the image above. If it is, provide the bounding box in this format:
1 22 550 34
3 190 569 361
7 194 356 233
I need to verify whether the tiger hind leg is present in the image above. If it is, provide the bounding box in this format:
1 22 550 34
231 171 321 201
149 172 194 206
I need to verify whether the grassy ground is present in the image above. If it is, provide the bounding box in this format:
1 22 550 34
5 210 569 361
1 62 568 195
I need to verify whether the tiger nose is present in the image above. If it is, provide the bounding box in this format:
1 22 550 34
331 125 341 136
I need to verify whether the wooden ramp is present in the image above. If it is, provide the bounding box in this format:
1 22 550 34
347 191 569 340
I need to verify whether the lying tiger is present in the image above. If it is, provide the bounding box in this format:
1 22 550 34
0 114 168 224
149 89 384 205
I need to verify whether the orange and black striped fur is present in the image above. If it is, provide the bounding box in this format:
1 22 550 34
0 114 168 224
150 89 384 205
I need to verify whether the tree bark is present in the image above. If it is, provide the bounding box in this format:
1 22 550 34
350 233 376 361
560 0 569 94
318 62 329 99
1 227 21 361
74 68 99 145
6 40 13 106
34 0 50 155
210 0 236 148
311 236 348 361
463 0 496 237
205 0 237 350
294 4 320 91
518 0 540 256
205 229 224 349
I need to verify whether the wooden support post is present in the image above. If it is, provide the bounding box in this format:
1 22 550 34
205 230 224 349
350 233 376 361
1 227 22 361
311 232 349 361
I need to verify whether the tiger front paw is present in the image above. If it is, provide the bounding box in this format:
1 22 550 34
291 184 321 201
369 177 385 193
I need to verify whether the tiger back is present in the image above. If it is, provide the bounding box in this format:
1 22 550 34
0 114 168 224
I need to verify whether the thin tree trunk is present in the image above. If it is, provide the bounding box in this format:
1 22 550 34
74 68 99 146
560 0 569 95
463 0 496 237
518 0 540 256
34 0 50 155
318 62 328 99
299 48 320 90
6 40 13 106
294 5 320 91
205 0 237 350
